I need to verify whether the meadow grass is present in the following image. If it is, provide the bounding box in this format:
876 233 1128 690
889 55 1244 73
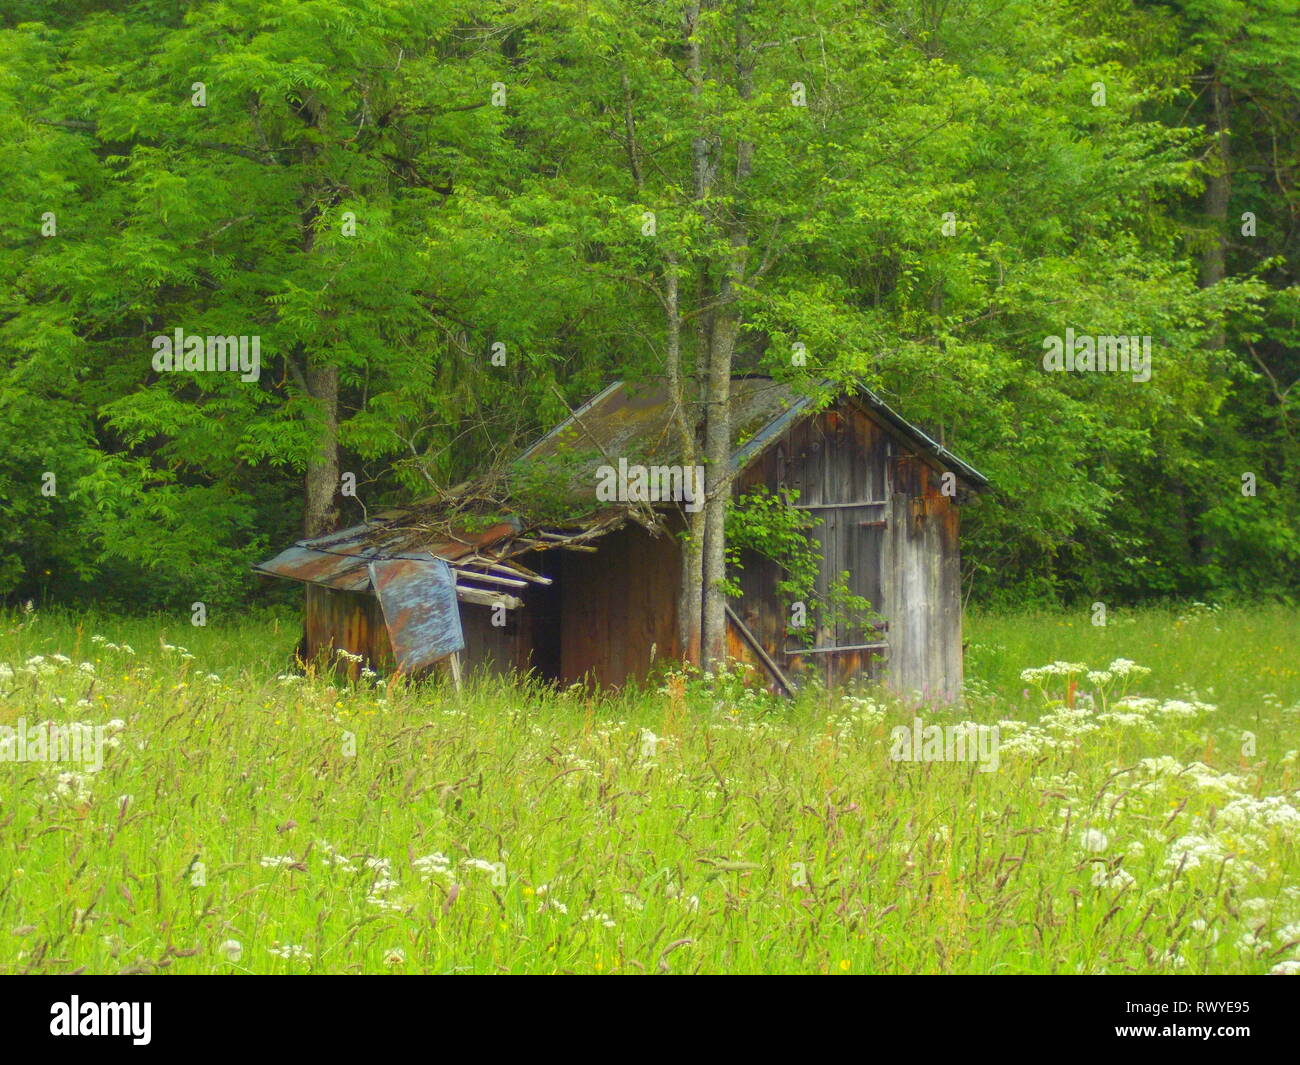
0 602 1297 975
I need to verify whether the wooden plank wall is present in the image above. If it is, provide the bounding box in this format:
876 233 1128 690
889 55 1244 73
559 523 681 687
882 455 963 703
732 399 889 687
731 397 964 700
303 583 394 679
458 601 535 679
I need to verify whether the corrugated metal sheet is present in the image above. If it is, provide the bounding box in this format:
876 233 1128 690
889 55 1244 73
253 521 523 590
369 556 464 671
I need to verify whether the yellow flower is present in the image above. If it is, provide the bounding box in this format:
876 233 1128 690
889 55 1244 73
522 886 535 897
839 959 851 971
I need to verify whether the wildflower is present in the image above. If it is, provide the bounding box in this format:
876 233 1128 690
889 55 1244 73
267 943 311 961
47 772 93 805
581 909 616 929
1080 829 1109 853
1090 866 1135 890
1270 961 1300 975
413 853 452 881
219 939 243 963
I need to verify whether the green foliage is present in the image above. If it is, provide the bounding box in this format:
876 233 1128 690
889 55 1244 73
0 0 1296 610
724 487 876 642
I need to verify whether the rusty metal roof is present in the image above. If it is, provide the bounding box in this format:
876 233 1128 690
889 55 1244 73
254 520 522 588
252 510 632 614
257 375 985 591
518 375 987 492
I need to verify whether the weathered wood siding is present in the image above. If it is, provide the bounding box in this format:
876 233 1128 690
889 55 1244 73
882 455 963 703
730 397 964 700
732 399 888 688
303 583 393 679
457 601 535 678
558 523 681 687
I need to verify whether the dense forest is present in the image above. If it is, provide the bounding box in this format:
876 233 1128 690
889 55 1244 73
1 0 1296 614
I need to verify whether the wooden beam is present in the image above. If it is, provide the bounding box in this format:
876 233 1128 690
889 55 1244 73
496 559 553 585
455 585 522 610
792 500 887 510
725 606 796 697
783 642 888 655
510 537 599 553
449 568 528 589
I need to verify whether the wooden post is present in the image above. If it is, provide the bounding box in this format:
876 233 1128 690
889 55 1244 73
447 651 463 692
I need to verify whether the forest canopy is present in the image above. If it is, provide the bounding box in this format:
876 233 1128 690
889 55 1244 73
0 0 1296 612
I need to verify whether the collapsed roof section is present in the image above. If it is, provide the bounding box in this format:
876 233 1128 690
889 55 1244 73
253 510 634 612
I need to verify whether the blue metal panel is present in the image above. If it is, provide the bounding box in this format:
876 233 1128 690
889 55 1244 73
368 555 465 672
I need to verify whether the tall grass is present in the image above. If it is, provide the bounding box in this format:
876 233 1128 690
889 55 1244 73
0 603 1296 974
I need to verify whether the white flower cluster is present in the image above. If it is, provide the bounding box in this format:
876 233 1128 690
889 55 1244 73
581 909 617 929
412 852 453 881
1091 866 1136 890
47 770 94 805
363 856 402 911
90 635 136 654
1020 661 1089 684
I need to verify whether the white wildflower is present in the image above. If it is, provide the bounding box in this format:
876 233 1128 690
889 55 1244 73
1080 828 1109 853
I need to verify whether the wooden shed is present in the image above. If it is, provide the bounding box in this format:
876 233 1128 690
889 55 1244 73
255 377 987 702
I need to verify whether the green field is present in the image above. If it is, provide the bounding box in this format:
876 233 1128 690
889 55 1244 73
1 603 1297 974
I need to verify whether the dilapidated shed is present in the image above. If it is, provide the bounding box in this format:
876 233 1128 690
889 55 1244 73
255 376 987 702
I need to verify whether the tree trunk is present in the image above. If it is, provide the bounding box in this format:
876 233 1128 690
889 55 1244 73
698 0 753 671
303 360 340 537
665 253 704 663
1200 72 1230 351
699 316 735 668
